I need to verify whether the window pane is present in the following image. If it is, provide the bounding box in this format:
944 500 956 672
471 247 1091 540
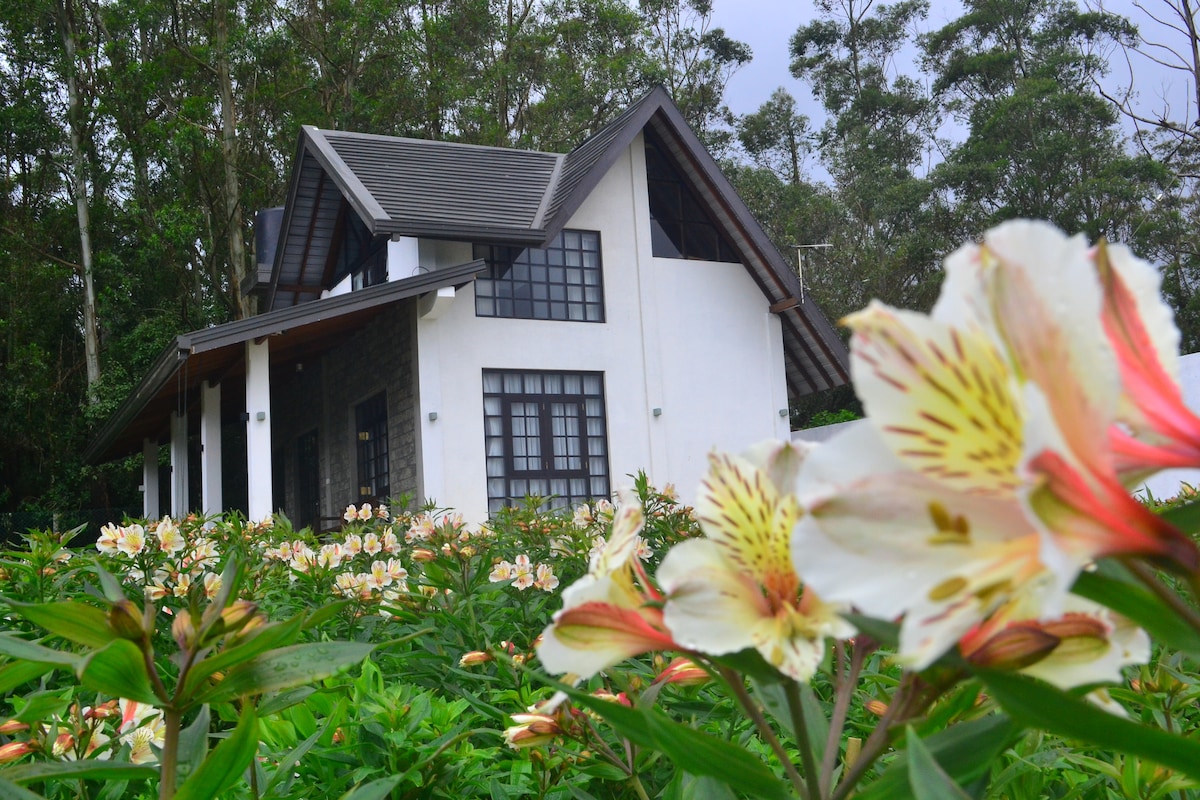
483 369 609 513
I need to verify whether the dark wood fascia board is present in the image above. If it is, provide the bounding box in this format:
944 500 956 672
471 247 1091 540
301 126 390 234
266 132 313 312
83 339 190 463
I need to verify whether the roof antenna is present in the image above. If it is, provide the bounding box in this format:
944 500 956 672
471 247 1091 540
789 244 831 304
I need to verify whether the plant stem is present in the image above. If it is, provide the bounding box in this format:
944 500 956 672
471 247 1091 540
630 773 652 800
783 681 824 800
159 708 182 800
1123 557 1200 634
829 674 936 800
820 641 867 795
717 666 809 800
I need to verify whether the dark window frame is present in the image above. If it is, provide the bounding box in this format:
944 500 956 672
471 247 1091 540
355 392 389 502
295 429 320 531
482 370 610 513
644 129 741 263
474 230 605 322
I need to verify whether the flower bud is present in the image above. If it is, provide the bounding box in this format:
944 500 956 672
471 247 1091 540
657 657 709 686
220 600 260 634
964 623 1059 671
458 651 493 667
503 714 562 749
172 612 198 651
108 600 146 641
0 741 34 764
864 700 889 717
52 732 75 757
0 720 28 734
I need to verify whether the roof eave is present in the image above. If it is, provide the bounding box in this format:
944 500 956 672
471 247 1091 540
83 338 191 464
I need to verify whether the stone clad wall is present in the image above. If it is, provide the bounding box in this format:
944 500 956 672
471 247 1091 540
272 299 419 528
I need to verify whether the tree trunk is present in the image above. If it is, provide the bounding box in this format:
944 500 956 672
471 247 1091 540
58 0 101 387
215 0 251 318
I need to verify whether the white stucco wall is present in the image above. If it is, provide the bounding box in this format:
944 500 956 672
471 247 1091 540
413 134 790 520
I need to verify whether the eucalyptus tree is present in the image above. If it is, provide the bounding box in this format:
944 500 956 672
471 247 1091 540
921 0 1165 242
789 0 947 315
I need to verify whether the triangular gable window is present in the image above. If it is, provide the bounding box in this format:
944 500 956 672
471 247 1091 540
644 130 740 263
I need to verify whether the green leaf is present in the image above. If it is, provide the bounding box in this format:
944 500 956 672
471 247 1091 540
92 564 127 605
174 705 258 800
264 717 329 795
195 642 375 705
975 668 1200 779
3 760 156 784
841 613 901 649
302 600 352 631
0 660 61 695
7 601 117 649
181 615 304 698
1071 568 1200 657
0 635 79 668
905 727 974 800
11 692 70 724
856 714 1018 800
557 685 787 800
643 712 789 800
1158 498 1200 535
0 776 43 800
176 705 212 784
338 775 403 800
77 640 160 706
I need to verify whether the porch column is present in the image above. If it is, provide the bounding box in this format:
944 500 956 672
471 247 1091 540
170 410 189 517
142 438 160 519
246 339 273 522
200 380 223 515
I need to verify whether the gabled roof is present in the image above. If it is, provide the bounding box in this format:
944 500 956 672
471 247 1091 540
265 86 849 397
85 260 486 464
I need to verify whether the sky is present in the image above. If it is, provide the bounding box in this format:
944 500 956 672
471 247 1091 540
708 0 1196 142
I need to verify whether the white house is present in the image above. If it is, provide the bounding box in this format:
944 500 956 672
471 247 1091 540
85 87 850 526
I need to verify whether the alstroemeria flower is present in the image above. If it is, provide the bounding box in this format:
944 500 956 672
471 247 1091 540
659 443 852 682
932 221 1195 569
794 221 1196 669
537 495 676 679
1091 239 1200 473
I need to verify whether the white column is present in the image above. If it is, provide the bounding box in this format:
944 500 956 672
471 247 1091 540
170 410 189 517
142 438 160 519
246 339 274 522
200 380 223 515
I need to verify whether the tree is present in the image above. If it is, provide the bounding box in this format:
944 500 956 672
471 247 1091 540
789 0 947 316
922 0 1164 243
737 87 811 186
639 0 751 152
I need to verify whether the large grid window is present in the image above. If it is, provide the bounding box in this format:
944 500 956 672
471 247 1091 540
474 231 604 322
482 370 610 513
355 392 389 502
645 130 740 263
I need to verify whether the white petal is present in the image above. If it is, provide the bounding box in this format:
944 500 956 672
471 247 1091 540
658 539 764 657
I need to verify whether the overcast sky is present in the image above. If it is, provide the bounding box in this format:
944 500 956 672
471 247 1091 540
709 0 1195 136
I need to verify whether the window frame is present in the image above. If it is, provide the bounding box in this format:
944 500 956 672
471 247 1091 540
644 129 741 263
474 230 605 322
482 369 611 513
354 392 389 502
